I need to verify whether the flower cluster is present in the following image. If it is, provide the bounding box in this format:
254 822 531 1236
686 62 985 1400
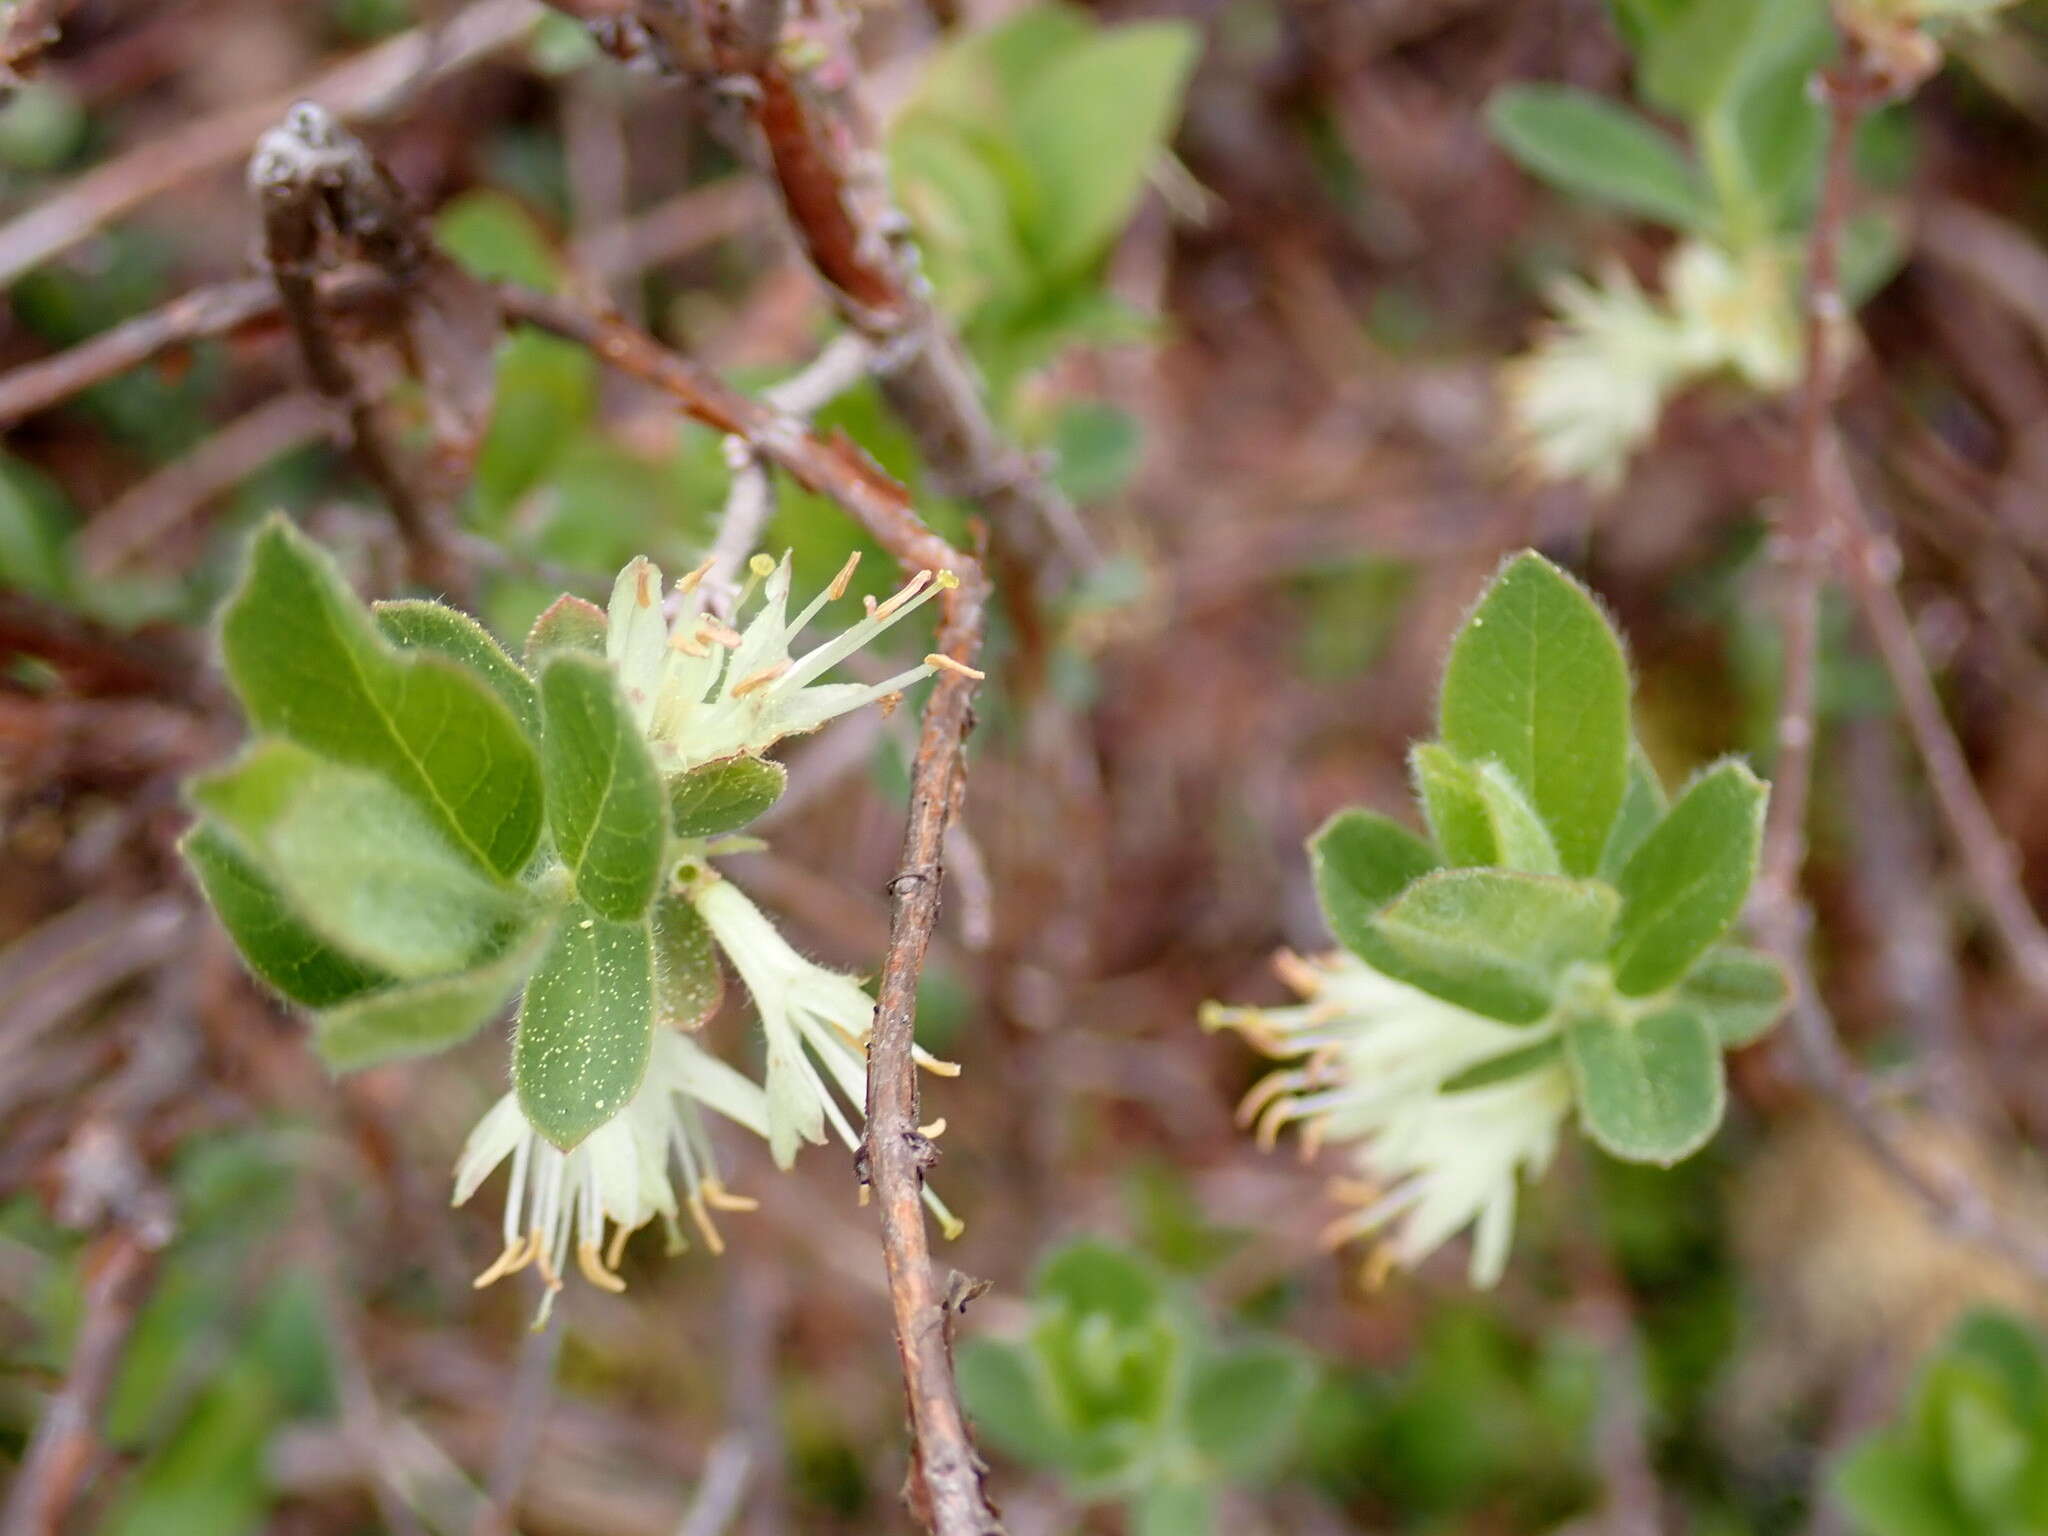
1502 239 1800 491
1203 949 1572 1289
454 553 966 1320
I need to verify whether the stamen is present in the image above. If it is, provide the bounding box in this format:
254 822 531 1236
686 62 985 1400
674 555 717 595
530 1227 564 1292
684 1191 727 1255
701 618 743 649
857 1184 871 1207
926 653 985 679
1273 948 1324 998
1328 1177 1382 1206
701 1178 759 1212
919 1117 948 1138
577 1240 628 1293
729 659 790 698
472 1234 534 1289
826 551 862 600
1299 1115 1329 1162
1362 1246 1397 1291
878 691 903 717
735 555 773 610
670 627 711 657
914 1047 961 1077
634 560 657 608
871 570 935 622
605 1222 632 1272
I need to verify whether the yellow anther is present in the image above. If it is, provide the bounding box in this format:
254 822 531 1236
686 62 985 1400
701 618 743 649
914 1047 962 1077
729 660 790 698
933 570 959 591
749 552 777 577
684 1191 727 1255
1362 1246 1397 1291
633 559 656 608
826 551 862 600
671 627 711 657
1327 1177 1382 1206
935 1209 965 1240
857 1184 872 1207
1272 948 1324 998
674 555 716 595
577 1240 628 1293
700 1178 759 1213
1298 1115 1329 1163
919 1117 948 1139
605 1222 632 1272
926 653 985 680
871 570 935 622
530 1228 564 1291
471 1234 534 1289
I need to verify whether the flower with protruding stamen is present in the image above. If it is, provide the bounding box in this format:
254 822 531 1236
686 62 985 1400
453 1029 770 1321
1203 949 1571 1287
601 551 955 773
691 871 963 1238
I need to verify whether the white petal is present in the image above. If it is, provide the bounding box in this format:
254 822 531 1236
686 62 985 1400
453 1094 529 1205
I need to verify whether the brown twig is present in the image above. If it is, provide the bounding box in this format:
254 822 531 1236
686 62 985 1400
248 103 457 594
0 0 539 290
0 591 195 696
0 0 74 86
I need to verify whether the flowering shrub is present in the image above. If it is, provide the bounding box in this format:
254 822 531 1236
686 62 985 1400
1204 552 1789 1286
182 519 962 1319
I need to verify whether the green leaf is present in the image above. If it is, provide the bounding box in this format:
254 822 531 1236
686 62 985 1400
668 756 788 838
1487 86 1710 228
1609 760 1766 996
1411 743 1498 867
1833 1441 1965 1536
1439 552 1632 876
1132 1484 1216 1536
217 517 543 880
312 927 548 1072
513 905 655 1150
651 894 723 1029
1599 743 1669 880
1182 1344 1314 1477
434 190 563 290
891 119 1033 318
1353 869 1621 1022
1037 1240 1165 1326
180 822 392 1008
957 1340 1072 1470
472 329 597 522
1472 762 1563 874
1676 944 1788 1046
373 599 540 737
1309 808 1439 951
1566 1005 1724 1164
539 652 667 922
524 593 607 668
1011 22 1199 276
192 742 531 980
0 453 76 602
1639 0 1830 124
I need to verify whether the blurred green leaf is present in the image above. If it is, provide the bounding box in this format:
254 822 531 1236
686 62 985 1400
1608 760 1765 996
1353 869 1621 1022
1439 552 1632 876
1567 1005 1724 1164
374 597 539 736
668 755 787 838
312 924 548 1071
1309 807 1440 951
1599 744 1669 881
472 329 598 524
1673 944 1788 1047
1412 743 1501 868
1182 1344 1315 1476
1488 85 1711 228
435 189 563 290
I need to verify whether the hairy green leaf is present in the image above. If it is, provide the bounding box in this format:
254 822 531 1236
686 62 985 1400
652 894 724 1029
218 517 542 879
192 742 531 979
1567 1005 1724 1164
524 593 608 671
1677 944 1788 1047
539 652 667 922
1439 552 1631 876
312 928 548 1072
514 905 654 1150
668 756 788 838
180 822 392 1008
1309 808 1439 951
1473 761 1564 874
1411 742 1498 867
1609 759 1766 995
1488 85 1710 228
373 598 539 736
1354 869 1621 1022
1600 743 1669 880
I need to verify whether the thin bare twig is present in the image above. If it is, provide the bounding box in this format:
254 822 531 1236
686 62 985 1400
248 103 458 594
470 1319 564 1536
0 0 540 289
